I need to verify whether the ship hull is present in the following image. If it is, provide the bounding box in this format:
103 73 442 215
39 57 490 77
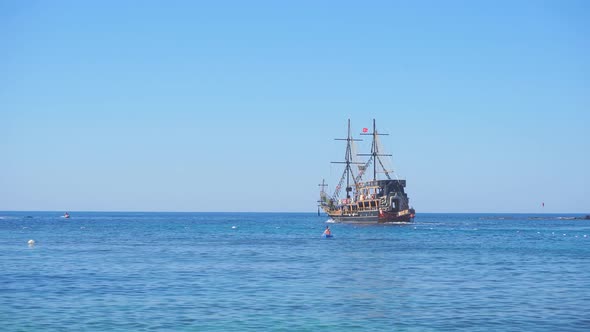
326 209 415 224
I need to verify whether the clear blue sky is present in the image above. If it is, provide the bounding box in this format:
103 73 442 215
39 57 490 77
1 0 588 213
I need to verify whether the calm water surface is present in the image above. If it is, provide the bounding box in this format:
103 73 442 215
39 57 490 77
1 212 589 331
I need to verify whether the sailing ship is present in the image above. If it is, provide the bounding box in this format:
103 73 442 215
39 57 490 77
319 119 415 223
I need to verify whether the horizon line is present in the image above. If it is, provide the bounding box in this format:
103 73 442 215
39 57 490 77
1 210 588 215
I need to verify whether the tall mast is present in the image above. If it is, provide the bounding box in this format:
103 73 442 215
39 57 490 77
318 179 328 194
332 119 363 199
317 179 328 215
359 119 391 181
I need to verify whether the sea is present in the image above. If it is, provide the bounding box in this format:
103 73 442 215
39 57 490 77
1 212 589 331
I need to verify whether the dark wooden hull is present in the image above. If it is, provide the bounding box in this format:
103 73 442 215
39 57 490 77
327 209 415 224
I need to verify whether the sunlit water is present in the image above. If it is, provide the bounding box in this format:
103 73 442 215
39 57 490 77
1 212 589 331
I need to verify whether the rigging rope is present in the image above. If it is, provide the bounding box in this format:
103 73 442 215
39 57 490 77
354 157 372 184
376 156 392 180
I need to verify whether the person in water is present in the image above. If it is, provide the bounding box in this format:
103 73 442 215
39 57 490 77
323 226 331 236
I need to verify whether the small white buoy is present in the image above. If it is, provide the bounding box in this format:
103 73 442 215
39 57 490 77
231 226 237 229
584 235 587 238
28 239 35 246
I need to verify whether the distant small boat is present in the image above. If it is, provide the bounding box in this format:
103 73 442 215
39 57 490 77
64 212 70 219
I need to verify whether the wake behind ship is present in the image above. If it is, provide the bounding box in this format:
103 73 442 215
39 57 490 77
318 119 415 223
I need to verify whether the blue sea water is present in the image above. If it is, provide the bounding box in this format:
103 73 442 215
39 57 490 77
1 212 589 331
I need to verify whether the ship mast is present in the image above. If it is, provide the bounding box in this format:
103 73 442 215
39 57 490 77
359 119 392 181
332 119 363 200
318 179 328 194
317 179 327 215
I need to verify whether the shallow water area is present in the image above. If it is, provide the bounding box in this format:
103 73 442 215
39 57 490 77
1 212 589 331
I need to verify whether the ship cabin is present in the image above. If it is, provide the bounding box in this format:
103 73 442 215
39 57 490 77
330 179 409 215
355 183 381 212
357 179 410 212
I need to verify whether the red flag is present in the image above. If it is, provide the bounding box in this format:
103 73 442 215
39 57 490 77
362 128 368 133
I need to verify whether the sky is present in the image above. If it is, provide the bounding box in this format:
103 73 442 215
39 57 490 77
1 0 588 213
